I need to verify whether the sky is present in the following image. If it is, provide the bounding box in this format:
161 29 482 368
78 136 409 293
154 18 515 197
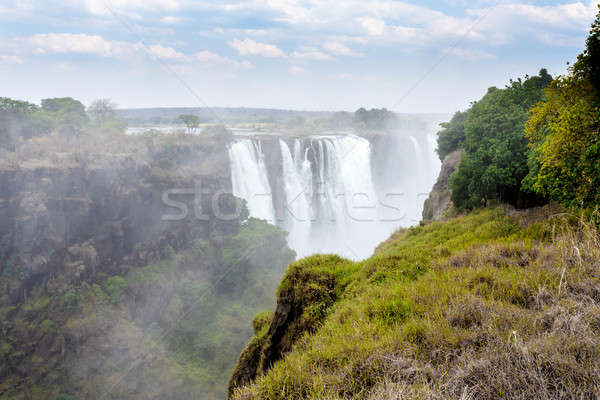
0 0 598 113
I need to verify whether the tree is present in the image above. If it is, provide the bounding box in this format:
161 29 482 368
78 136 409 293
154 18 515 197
436 110 466 160
353 108 395 130
0 97 53 150
449 70 552 209
88 99 117 123
524 6 600 207
41 97 87 117
41 97 89 137
179 114 201 133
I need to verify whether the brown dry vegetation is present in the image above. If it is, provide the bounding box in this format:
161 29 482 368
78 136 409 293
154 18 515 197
231 207 600 399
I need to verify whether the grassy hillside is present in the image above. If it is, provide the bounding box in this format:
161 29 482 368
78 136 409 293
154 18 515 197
230 205 600 399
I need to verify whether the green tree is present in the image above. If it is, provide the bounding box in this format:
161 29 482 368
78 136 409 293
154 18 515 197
0 97 53 150
353 108 395 130
41 97 86 116
436 110 466 160
179 114 201 133
524 7 600 207
41 97 89 137
449 70 552 209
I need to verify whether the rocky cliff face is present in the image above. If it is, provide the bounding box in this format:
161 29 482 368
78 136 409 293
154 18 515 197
228 254 347 397
0 134 295 400
422 149 462 222
0 137 234 303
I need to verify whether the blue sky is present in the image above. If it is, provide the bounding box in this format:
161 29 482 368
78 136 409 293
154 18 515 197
0 0 598 112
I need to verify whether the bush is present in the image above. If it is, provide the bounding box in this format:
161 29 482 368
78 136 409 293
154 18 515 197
102 276 127 304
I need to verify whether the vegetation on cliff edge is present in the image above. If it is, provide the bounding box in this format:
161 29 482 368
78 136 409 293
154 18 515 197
230 205 600 399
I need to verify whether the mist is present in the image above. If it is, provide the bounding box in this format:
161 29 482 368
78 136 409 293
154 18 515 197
0 96 447 399
3 1 597 399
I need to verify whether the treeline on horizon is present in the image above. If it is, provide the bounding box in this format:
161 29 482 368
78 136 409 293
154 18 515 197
437 6 600 210
1 93 406 146
0 97 124 151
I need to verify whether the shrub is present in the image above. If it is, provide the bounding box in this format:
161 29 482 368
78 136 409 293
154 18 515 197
102 276 127 304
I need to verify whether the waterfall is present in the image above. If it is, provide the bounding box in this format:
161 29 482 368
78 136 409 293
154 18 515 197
279 139 312 256
228 139 275 223
228 131 440 260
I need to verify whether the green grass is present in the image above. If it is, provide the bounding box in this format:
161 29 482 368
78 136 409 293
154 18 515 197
231 206 600 400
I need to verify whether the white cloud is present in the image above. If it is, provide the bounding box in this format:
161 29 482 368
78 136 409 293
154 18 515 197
195 50 253 68
195 50 226 63
537 32 584 48
78 0 184 16
161 15 185 24
291 47 333 61
323 42 362 56
387 25 425 44
359 17 385 36
148 44 185 60
0 55 23 64
214 0 598 49
289 65 306 74
26 33 113 56
18 32 254 71
468 2 600 31
229 37 285 57
445 47 496 61
214 27 272 37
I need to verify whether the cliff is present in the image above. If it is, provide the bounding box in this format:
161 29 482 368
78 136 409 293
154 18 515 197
228 204 600 399
228 254 346 395
0 133 295 400
421 149 462 222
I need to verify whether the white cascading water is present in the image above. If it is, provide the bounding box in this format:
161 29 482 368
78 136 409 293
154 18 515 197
279 140 311 254
228 139 275 222
228 129 441 260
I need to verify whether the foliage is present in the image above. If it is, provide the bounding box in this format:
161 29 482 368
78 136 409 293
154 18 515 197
449 70 552 209
218 218 295 293
0 97 52 149
232 206 600 400
54 395 76 400
55 109 88 137
354 108 395 131
102 276 128 304
179 114 201 133
0 96 127 150
41 97 86 116
39 97 89 137
64 286 82 311
436 110 466 160
524 6 600 207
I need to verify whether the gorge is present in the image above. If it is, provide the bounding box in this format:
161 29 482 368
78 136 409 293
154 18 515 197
0 113 443 400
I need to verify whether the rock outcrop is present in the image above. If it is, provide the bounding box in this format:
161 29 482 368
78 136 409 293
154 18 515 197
228 255 347 397
422 149 462 222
